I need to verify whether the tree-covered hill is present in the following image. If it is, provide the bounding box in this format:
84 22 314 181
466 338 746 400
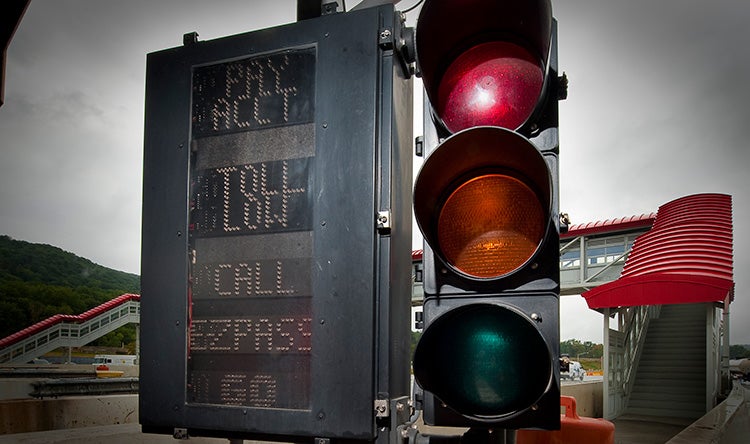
0 235 140 339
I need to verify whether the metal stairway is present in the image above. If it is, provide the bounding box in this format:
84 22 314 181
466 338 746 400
0 294 140 364
624 303 708 419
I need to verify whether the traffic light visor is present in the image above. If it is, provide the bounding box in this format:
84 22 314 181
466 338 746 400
416 0 553 133
414 127 551 279
413 303 553 419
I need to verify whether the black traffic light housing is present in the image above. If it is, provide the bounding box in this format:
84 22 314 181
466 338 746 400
412 0 562 431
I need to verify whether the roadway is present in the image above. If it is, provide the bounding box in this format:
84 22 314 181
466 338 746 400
2 378 748 444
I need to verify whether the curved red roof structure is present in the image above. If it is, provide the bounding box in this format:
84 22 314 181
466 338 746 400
412 249 423 261
583 193 734 309
562 213 656 239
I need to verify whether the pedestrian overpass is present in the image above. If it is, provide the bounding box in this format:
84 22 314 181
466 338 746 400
0 294 140 365
559 213 655 295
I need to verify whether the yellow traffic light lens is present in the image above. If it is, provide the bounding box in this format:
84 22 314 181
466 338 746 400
437 174 544 278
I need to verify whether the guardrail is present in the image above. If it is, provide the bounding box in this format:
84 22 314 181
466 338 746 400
29 377 139 399
666 381 750 444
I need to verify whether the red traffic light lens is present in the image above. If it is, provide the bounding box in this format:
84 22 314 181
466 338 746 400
438 174 545 279
437 41 544 133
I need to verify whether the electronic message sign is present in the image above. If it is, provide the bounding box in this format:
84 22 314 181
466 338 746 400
140 5 413 443
187 48 315 410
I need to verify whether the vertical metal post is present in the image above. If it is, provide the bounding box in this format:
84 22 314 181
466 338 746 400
602 307 611 418
297 1 341 21
578 236 585 287
135 323 140 364
462 428 515 444
297 0 320 20
721 295 731 395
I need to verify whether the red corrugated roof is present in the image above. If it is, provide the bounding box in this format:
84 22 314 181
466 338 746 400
583 193 734 309
413 212 657 261
562 213 656 239
412 249 423 261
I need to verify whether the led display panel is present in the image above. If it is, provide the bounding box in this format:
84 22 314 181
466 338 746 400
187 48 316 410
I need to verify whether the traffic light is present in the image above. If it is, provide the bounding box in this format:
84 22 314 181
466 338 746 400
140 4 414 442
412 0 562 430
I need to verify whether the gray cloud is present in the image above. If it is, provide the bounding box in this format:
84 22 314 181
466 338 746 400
1 0 748 343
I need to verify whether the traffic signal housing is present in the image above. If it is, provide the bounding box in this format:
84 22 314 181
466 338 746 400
412 0 562 430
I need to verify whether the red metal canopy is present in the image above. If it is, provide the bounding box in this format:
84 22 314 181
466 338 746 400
583 193 734 309
562 213 656 239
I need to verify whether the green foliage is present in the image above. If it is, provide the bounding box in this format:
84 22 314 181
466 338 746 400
730 344 750 359
0 235 140 339
410 330 422 359
96 325 138 351
560 338 603 359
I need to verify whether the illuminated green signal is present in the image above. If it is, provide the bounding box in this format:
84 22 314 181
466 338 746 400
413 304 552 418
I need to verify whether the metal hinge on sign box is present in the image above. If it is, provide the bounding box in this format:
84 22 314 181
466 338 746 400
377 210 391 234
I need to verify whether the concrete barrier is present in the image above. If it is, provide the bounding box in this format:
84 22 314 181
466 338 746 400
561 381 603 418
0 381 606 435
666 381 750 444
0 394 137 435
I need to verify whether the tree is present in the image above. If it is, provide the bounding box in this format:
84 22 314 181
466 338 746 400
560 339 603 359
730 344 750 359
0 235 140 338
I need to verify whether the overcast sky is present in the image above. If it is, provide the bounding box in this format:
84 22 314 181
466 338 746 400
1 0 748 344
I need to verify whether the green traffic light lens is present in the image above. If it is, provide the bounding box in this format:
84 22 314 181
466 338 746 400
413 304 552 419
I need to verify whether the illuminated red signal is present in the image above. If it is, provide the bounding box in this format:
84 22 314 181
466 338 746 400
437 42 544 132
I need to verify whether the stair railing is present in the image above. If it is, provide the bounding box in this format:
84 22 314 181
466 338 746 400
621 304 661 398
0 296 140 364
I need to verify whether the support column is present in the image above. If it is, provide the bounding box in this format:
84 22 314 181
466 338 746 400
135 323 140 365
602 307 610 419
721 295 731 396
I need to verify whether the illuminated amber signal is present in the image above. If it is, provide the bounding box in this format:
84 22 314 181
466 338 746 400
437 174 545 278
414 127 551 281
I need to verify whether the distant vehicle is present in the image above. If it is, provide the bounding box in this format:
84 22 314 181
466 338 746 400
560 356 586 381
729 358 750 379
92 354 137 366
28 358 50 364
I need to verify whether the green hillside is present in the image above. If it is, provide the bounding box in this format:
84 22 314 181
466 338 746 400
0 235 140 339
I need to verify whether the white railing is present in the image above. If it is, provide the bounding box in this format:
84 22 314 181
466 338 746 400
0 298 140 364
605 304 660 418
621 305 660 397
